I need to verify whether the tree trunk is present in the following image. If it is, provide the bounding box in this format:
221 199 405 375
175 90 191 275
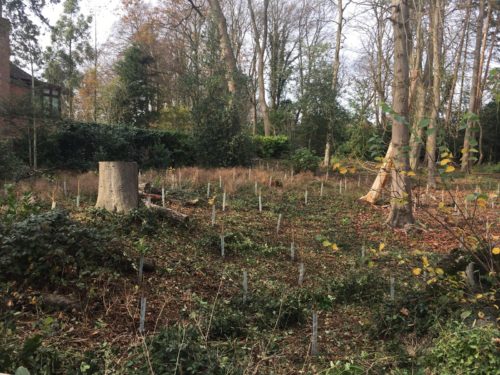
96 161 138 213
386 0 414 227
444 1 471 131
207 0 238 95
248 0 272 135
323 0 344 165
461 0 485 172
323 134 332 168
426 0 443 188
409 4 429 171
360 142 394 204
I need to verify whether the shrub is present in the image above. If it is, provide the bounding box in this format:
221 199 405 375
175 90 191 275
423 322 500 374
329 271 385 305
0 140 29 180
253 135 290 159
0 210 132 288
13 121 195 171
193 98 255 167
290 148 320 173
134 325 242 375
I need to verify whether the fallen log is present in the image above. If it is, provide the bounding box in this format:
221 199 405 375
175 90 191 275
139 182 162 195
144 201 189 223
140 192 163 200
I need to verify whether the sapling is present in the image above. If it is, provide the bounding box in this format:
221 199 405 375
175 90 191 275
259 189 262 212
304 189 308 205
138 254 144 284
298 263 305 286
311 312 318 356
139 296 146 333
76 179 80 208
276 213 282 234
390 276 395 300
219 175 222 188
63 179 67 197
290 241 295 261
358 175 361 187
339 180 342 194
320 182 324 197
254 181 258 195
268 175 272 187
207 182 211 198
222 191 226 211
211 205 216 226
220 229 225 258
162 186 165 207
344 177 347 191
51 188 56 210
242 271 248 302
233 168 236 182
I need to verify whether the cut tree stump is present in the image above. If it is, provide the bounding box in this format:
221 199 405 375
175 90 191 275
96 161 138 213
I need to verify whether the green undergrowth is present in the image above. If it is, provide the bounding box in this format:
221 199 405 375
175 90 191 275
1 172 499 374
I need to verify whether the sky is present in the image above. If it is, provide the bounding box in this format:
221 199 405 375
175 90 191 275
40 0 123 48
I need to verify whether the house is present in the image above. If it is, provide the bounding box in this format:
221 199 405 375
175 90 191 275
0 17 61 130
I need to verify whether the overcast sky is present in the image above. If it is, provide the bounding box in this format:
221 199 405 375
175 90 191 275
40 0 123 47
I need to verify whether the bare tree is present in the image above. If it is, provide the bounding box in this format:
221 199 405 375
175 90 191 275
323 0 351 167
461 0 490 172
426 0 443 188
248 0 272 135
207 0 239 95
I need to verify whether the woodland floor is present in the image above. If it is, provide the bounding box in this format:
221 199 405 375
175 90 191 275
1 165 499 374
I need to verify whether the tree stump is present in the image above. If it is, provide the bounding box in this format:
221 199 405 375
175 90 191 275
95 161 138 213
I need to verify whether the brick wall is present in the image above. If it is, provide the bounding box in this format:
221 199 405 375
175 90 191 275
0 18 11 101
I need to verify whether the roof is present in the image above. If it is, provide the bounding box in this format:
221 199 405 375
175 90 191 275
10 63 61 91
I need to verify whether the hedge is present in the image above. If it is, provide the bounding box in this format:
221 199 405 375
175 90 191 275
14 121 195 171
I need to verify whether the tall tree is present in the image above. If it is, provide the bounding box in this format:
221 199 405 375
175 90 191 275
323 0 350 167
248 0 272 135
113 43 155 126
386 0 414 227
206 0 239 96
44 0 93 119
461 0 488 172
426 0 443 187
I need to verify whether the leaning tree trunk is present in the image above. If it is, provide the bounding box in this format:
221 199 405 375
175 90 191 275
360 142 394 204
95 161 138 213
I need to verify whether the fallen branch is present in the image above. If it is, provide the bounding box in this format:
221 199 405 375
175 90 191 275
144 201 189 223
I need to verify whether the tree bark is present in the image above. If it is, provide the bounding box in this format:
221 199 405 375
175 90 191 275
386 0 414 227
409 2 429 171
443 1 471 131
461 0 485 172
426 0 443 188
323 0 345 166
248 0 272 136
207 0 238 95
95 161 138 213
360 142 394 204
